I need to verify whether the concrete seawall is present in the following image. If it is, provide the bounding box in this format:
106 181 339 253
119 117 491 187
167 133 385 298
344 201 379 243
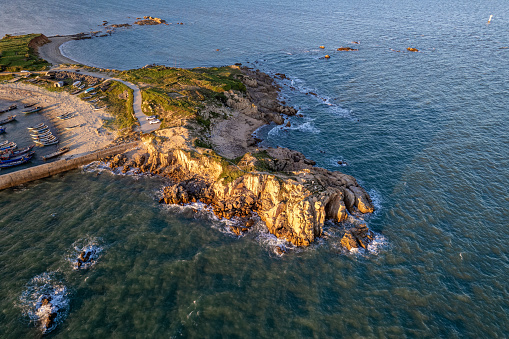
0 142 139 190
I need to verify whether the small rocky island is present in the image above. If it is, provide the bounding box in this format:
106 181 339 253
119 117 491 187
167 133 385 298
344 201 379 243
107 65 375 250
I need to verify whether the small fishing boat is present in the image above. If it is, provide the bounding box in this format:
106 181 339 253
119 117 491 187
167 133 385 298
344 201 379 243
0 115 16 124
22 106 43 114
0 140 10 147
42 147 70 161
24 103 37 108
0 154 33 169
70 90 82 95
35 139 59 146
0 145 34 158
57 113 75 120
0 126 4 134
31 134 54 140
33 135 56 141
29 126 49 133
0 142 17 151
0 104 17 113
0 151 35 164
60 115 75 120
30 130 51 137
28 123 46 130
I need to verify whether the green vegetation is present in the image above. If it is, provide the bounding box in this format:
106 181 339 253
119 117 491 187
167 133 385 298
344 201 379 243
194 138 213 149
0 34 50 72
121 65 246 127
101 81 136 131
219 159 245 184
0 74 14 81
252 150 276 172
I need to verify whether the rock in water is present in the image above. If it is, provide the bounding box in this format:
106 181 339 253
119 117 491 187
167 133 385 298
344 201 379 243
341 224 375 251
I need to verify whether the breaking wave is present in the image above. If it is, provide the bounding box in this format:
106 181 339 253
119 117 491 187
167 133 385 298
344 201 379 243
17 272 71 335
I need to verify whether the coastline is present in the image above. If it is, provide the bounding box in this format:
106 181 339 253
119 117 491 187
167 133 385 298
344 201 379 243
37 35 79 66
2 31 376 250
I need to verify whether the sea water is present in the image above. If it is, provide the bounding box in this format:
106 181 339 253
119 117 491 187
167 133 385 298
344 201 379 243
1 0 509 337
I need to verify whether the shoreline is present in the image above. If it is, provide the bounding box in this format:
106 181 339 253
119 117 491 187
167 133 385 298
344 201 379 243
37 35 80 66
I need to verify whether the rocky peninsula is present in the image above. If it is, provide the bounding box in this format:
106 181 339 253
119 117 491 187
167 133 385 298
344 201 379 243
107 66 375 251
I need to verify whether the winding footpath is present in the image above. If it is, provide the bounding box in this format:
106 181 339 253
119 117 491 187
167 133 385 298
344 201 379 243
37 36 161 133
59 68 161 133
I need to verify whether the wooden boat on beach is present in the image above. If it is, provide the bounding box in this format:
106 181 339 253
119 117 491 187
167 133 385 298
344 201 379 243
22 106 43 114
31 133 53 140
35 139 59 146
32 134 56 141
30 130 50 136
0 104 17 114
57 112 75 120
42 147 70 161
28 123 46 130
24 103 37 108
0 153 33 169
0 115 16 124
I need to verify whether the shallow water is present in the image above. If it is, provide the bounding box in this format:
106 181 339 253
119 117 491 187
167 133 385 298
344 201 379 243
1 0 509 337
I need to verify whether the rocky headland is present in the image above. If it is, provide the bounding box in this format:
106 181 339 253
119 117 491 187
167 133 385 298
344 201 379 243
107 66 376 251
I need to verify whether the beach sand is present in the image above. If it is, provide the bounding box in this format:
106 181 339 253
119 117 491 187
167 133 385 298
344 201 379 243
37 36 78 65
0 82 115 173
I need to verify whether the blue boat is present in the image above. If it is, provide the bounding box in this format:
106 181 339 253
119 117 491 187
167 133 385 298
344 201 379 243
0 141 16 151
0 151 35 164
0 153 33 169
0 126 4 134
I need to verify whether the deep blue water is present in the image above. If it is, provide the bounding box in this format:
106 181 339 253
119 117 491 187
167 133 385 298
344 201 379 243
1 0 509 337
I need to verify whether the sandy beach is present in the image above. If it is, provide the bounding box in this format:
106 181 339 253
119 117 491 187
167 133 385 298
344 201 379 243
37 35 78 65
0 82 115 171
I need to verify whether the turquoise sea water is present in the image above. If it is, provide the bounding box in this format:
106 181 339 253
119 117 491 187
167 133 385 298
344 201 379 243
1 0 509 337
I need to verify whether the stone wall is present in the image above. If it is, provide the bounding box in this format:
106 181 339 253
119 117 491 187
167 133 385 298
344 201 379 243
0 142 138 190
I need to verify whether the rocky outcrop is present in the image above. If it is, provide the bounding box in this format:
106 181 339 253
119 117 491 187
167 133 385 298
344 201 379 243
110 132 375 248
337 47 358 51
28 34 50 50
134 16 168 25
340 224 374 250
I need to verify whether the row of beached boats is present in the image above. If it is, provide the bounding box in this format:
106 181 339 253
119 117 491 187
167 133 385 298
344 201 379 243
28 123 59 146
0 103 40 114
0 142 35 169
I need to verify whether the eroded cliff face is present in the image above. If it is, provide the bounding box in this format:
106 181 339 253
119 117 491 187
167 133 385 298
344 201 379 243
110 133 375 248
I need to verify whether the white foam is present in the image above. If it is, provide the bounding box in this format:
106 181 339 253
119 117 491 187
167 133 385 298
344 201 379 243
66 237 103 270
82 161 151 179
17 272 70 334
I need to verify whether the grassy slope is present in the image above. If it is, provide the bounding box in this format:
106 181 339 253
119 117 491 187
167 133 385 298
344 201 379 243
121 66 246 128
0 34 50 72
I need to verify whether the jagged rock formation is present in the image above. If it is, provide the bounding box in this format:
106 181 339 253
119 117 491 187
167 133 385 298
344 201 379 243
111 135 374 248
